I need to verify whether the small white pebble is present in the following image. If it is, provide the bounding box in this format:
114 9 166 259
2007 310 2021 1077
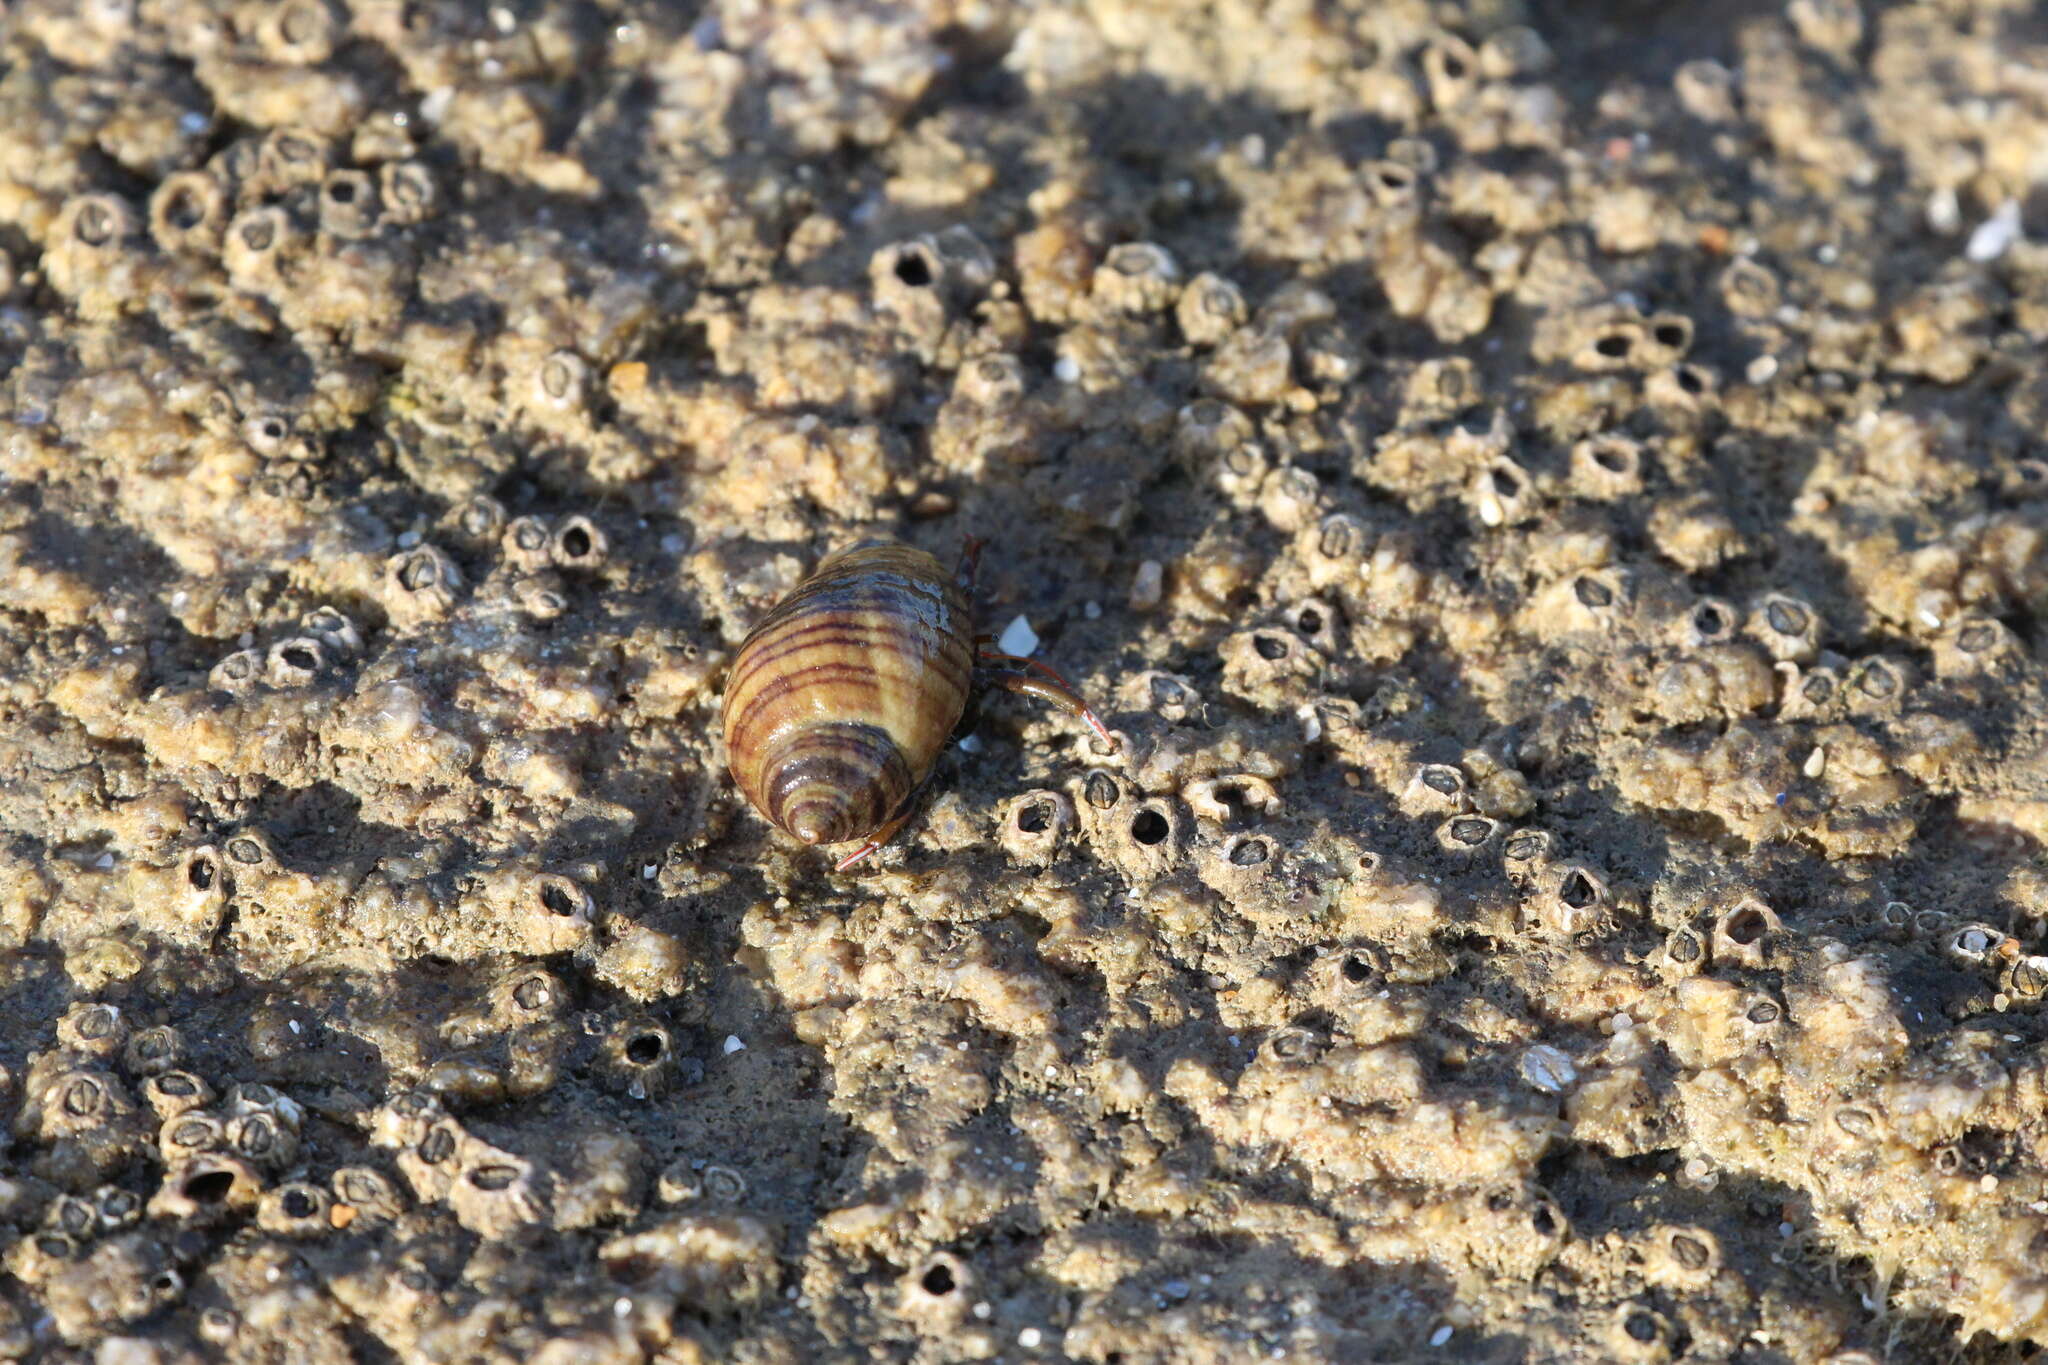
1778 1221 1794 1238
957 733 984 754
614 1297 632 1318
1430 1325 1453 1348
287 1019 301 1034
1981 1174 1999 1192
1803 746 1827 779
972 1301 991 1319
1966 200 2022 263
170 591 188 607
1053 355 1080 383
642 864 657 879
1017 1327 1043 1348
1746 354 1780 384
1129 560 1165 612
1083 600 1102 620
998 615 1039 656
93 852 114 869
722 1035 745 1055
1926 186 1961 234
396 529 422 549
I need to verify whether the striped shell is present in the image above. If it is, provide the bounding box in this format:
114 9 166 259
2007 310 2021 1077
722 544 974 850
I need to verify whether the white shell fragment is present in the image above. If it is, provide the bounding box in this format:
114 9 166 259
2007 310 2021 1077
998 615 1039 657
1520 1044 1578 1095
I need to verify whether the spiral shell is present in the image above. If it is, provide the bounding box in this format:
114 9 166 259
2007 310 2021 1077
723 544 974 854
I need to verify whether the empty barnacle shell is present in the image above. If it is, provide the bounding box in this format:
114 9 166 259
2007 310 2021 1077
1712 898 1780 969
1571 435 1645 498
1575 320 1646 372
1543 863 1609 935
1331 944 1387 992
222 205 296 286
1641 313 1695 361
265 637 325 688
148 170 228 255
208 648 265 696
550 515 607 571
1947 923 2006 964
318 169 379 238
1363 158 1420 211
999 789 1076 867
151 1156 263 1221
1608 1303 1676 1360
606 1018 679 1100
531 873 593 921
900 1252 974 1326
1682 597 1738 648
1282 598 1339 654
1421 32 1480 109
1645 362 1719 410
256 1181 333 1237
1182 775 1280 826
502 515 554 572
1470 460 1534 527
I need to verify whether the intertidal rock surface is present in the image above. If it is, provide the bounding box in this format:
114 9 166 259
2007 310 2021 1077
4 0 2048 1361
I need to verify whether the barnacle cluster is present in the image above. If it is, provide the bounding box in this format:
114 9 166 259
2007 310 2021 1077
5 0 2048 1359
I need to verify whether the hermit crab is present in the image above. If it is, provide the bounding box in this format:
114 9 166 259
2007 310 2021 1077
721 541 1115 869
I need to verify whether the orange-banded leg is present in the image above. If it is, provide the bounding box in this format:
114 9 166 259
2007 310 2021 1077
974 644 1120 750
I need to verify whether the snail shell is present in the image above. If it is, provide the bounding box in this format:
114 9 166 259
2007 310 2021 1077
723 544 974 850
